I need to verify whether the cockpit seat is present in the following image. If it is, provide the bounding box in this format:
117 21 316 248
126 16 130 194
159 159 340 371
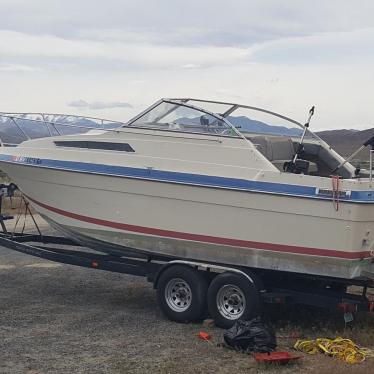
249 135 318 174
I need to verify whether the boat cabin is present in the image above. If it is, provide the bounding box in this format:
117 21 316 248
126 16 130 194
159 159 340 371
124 98 357 179
0 98 360 179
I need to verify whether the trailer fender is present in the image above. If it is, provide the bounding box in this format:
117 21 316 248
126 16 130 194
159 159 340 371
152 260 261 290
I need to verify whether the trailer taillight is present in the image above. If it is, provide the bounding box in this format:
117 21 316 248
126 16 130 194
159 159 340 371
369 301 374 312
337 302 357 313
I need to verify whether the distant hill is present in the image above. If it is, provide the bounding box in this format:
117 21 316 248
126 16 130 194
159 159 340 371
1 112 373 162
317 128 374 161
0 114 121 145
227 116 302 136
228 115 374 161
177 115 303 136
228 117 374 162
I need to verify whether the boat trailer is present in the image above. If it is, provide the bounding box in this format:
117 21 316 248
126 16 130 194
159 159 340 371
0 185 373 326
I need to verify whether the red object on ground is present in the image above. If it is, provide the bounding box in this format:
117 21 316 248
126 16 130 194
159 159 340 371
254 352 302 364
198 332 212 341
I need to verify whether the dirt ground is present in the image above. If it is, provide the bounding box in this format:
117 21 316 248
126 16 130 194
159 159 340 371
0 217 373 374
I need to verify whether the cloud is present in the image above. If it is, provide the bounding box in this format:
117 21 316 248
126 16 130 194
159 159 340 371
180 64 201 69
2 0 374 47
0 30 252 71
1 26 373 76
250 27 374 65
67 100 132 110
0 63 40 72
1 1 374 130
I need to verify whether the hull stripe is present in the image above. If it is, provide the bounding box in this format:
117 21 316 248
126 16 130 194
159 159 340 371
26 195 371 260
1 154 374 202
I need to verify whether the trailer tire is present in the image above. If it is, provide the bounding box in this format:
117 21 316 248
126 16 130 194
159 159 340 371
207 272 260 328
157 265 207 323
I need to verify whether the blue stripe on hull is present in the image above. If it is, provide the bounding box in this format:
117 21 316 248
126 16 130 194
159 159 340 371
0 153 374 203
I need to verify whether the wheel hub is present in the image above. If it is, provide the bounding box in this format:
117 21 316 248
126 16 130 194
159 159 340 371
216 284 246 320
165 278 192 312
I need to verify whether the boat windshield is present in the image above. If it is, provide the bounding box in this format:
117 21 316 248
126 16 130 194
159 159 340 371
125 98 313 139
126 100 239 137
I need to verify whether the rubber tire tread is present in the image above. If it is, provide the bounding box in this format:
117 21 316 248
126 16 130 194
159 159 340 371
207 272 260 329
157 265 208 323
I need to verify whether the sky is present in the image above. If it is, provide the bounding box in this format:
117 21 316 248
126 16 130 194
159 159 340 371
1 0 374 130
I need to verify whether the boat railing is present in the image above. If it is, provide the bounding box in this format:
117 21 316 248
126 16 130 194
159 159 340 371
0 112 125 146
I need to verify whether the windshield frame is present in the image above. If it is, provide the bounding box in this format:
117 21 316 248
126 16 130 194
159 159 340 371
124 99 244 138
123 98 309 136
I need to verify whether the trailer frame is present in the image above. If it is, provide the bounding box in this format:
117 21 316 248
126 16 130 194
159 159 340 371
0 187 373 325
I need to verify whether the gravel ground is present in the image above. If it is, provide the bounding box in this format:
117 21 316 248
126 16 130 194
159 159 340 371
1 220 373 374
1 244 291 374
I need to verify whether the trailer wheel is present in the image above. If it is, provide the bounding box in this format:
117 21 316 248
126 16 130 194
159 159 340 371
207 272 260 328
157 265 207 323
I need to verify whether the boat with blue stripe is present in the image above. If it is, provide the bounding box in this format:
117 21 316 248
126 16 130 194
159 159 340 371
0 98 374 282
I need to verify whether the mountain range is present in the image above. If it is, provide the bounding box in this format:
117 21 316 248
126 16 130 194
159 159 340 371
316 128 374 161
0 113 372 161
0 114 121 145
228 116 373 160
228 116 302 136
227 115 373 160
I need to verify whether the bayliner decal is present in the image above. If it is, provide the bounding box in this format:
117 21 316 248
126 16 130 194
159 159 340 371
11 155 42 165
25 194 372 260
1 154 374 203
316 188 351 198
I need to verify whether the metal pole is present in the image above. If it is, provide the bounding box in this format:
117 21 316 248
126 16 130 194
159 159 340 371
41 114 53 136
332 144 366 173
333 135 374 174
292 106 315 164
370 149 373 182
292 125 308 163
10 117 31 141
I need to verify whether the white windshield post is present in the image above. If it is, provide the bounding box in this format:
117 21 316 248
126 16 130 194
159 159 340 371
222 105 239 117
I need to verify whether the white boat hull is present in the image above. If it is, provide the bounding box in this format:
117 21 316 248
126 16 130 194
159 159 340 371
2 161 374 280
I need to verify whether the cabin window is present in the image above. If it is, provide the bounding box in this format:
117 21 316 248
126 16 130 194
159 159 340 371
54 141 135 152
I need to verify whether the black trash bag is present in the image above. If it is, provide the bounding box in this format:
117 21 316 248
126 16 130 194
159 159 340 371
223 317 277 353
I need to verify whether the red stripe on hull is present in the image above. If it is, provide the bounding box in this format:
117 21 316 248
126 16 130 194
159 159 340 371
26 195 371 260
